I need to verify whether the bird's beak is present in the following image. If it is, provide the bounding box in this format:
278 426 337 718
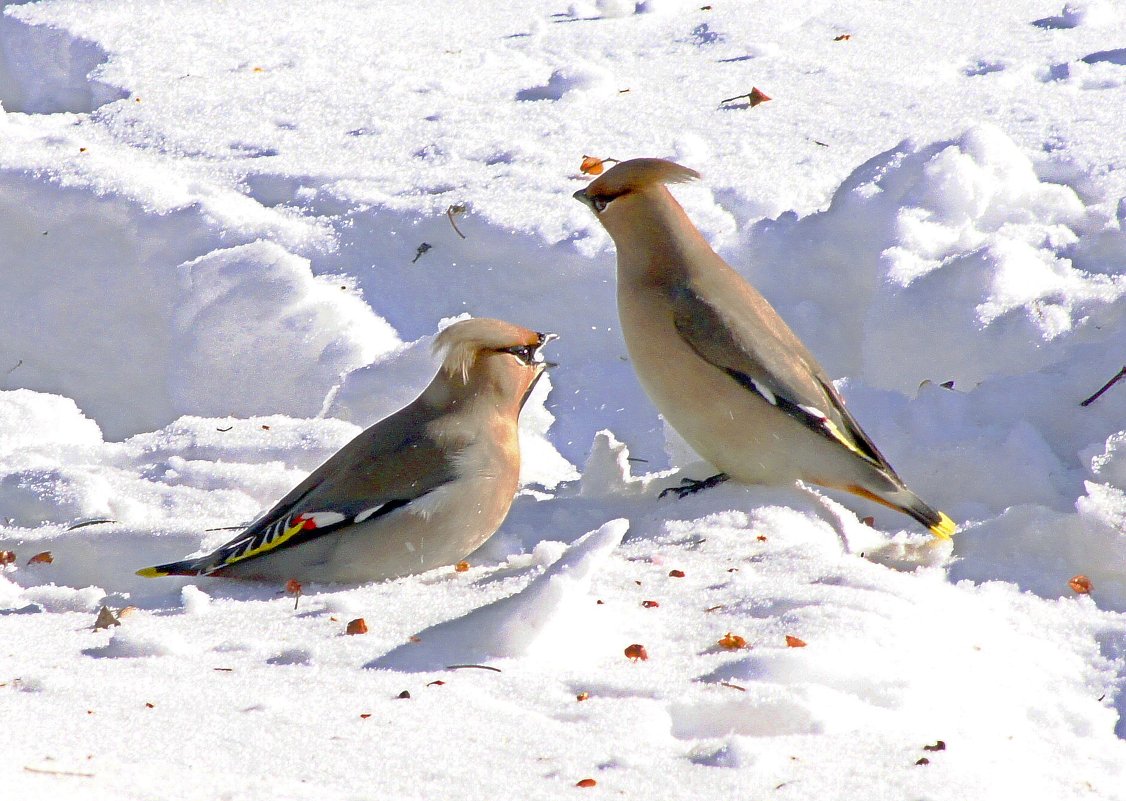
535 332 559 368
573 189 596 212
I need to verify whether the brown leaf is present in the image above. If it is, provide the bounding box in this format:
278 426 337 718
915 757 930 766
860 516 875 527
668 569 685 578
427 680 446 687
923 740 946 752
624 643 648 661
145 702 154 709
641 600 659 608
576 691 590 702
1068 574 1092 594
346 618 368 635
756 535 767 542
785 635 807 648
93 606 121 630
454 561 470 572
579 156 605 175
0 550 16 566
834 33 852 41
576 778 597 788
397 690 411 699
359 713 371 719
27 551 53 565
749 87 771 106
717 632 748 650
117 606 138 618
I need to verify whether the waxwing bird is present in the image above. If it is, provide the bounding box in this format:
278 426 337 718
138 318 557 583
574 158 954 539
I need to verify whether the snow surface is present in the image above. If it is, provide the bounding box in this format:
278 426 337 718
1 0 1125 798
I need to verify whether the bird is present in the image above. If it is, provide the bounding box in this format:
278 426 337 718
137 318 557 583
573 158 954 539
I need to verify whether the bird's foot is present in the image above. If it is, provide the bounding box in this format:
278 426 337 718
659 472 730 500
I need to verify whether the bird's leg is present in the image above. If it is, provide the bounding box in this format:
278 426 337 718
659 472 730 499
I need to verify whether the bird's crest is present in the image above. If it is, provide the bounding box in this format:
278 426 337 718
433 318 541 383
584 158 700 203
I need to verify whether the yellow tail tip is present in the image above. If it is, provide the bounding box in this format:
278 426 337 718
929 512 956 540
135 566 166 578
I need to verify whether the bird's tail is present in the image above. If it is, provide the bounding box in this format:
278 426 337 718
136 557 208 578
844 483 956 540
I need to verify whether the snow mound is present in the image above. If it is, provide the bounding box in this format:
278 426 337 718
170 241 395 421
0 11 127 113
516 64 614 102
741 124 1121 392
83 629 188 659
368 518 628 671
0 165 396 440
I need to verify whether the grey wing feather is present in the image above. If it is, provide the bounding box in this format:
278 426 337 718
260 408 456 522
670 283 891 470
208 409 458 566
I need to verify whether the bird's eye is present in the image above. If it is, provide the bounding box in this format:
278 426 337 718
498 345 537 364
592 196 608 212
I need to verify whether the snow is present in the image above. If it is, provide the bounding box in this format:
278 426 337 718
1 0 1125 798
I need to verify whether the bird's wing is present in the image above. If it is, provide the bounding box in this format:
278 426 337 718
138 415 459 577
670 283 893 471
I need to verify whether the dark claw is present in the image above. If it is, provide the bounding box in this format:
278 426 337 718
658 472 730 499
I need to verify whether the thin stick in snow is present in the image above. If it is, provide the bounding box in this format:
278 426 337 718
1079 365 1126 407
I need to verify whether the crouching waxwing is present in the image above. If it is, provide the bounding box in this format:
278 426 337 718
574 158 954 539
138 318 557 583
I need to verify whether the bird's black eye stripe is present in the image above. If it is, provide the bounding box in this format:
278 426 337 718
498 344 537 364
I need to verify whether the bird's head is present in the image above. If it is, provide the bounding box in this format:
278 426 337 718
433 318 556 411
573 157 699 223
573 158 711 282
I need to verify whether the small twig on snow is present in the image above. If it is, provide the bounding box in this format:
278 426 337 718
24 766 95 778
1079 365 1126 407
446 203 468 239
445 663 502 673
66 519 117 531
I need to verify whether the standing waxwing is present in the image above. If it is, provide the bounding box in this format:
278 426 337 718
574 158 954 539
138 318 557 582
